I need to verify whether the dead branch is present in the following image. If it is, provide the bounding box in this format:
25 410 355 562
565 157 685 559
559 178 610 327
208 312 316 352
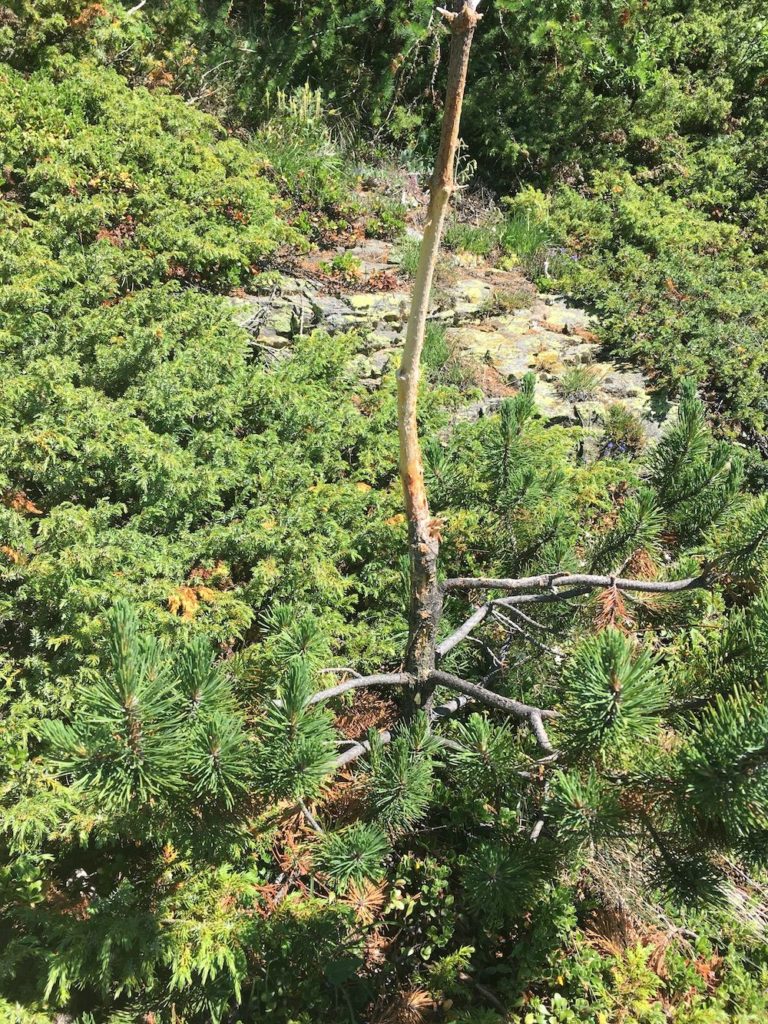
435 571 706 661
307 673 412 706
442 572 706 595
436 602 489 656
429 669 556 725
529 712 555 754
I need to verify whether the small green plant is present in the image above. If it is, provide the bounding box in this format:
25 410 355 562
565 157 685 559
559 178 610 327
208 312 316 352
256 83 360 237
421 321 478 392
251 270 286 294
365 194 408 240
393 236 422 278
318 252 364 283
268 82 325 127
601 403 647 458
555 362 605 402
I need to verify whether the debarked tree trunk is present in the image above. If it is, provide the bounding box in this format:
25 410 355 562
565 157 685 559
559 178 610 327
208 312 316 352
398 2 482 715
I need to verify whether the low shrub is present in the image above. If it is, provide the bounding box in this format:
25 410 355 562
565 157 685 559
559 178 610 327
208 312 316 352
601 404 647 459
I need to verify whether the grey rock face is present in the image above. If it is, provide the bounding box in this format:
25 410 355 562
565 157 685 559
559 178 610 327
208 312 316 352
227 247 673 445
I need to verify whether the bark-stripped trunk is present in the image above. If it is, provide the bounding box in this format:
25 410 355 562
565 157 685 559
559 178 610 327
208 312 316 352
399 2 481 714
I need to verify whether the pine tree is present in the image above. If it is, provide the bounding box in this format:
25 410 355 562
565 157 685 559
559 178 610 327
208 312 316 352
286 0 768 923
4 3 768 1020
43 601 253 821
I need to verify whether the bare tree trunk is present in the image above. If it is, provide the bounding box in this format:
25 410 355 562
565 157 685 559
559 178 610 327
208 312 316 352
399 1 482 715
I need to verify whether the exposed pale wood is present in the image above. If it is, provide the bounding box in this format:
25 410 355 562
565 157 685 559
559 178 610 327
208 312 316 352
398 2 481 714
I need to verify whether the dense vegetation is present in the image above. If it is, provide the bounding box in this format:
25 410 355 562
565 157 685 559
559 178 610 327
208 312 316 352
5 1 766 435
2 2 768 1022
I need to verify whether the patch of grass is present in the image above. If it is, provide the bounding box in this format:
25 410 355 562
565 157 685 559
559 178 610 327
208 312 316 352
444 221 498 258
423 322 451 372
422 322 478 392
484 287 531 315
392 237 421 278
393 237 456 296
555 363 605 403
500 213 551 275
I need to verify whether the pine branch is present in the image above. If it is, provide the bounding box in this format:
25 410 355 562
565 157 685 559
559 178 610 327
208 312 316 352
491 608 565 659
429 670 557 754
436 571 708 659
336 731 393 768
307 673 412 705
443 572 707 594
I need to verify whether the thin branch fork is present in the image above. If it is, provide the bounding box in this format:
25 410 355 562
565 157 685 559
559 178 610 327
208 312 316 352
500 604 554 632
491 608 565 659
437 571 707 659
312 571 702 760
308 670 556 727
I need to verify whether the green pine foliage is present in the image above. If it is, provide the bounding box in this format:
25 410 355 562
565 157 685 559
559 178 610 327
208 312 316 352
2 4 768 1021
254 662 337 803
680 684 768 847
366 715 440 836
314 822 390 889
549 768 623 844
560 629 666 759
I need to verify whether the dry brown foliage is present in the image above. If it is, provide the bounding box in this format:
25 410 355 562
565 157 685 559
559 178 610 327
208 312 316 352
595 585 633 631
370 988 434 1024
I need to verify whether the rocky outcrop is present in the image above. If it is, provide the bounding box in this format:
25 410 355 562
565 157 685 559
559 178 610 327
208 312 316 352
228 241 674 445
